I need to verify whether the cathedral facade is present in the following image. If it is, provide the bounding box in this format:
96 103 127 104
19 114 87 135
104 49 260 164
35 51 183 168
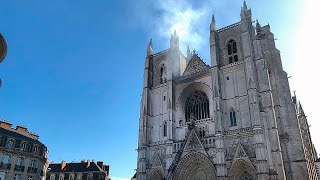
136 2 318 180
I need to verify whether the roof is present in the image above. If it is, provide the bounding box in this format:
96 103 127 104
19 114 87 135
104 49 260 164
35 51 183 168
0 127 45 147
48 162 108 173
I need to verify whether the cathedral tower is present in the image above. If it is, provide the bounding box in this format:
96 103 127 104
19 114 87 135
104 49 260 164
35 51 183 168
136 2 318 180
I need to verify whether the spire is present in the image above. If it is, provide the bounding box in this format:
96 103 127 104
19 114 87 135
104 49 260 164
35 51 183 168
147 38 153 56
210 14 216 31
170 30 179 49
256 19 262 35
256 19 261 29
187 45 190 57
240 0 252 21
243 0 248 10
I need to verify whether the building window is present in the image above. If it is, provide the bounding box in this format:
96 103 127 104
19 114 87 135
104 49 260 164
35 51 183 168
87 173 93 180
199 127 206 137
69 174 75 180
230 108 237 126
33 145 39 154
27 176 33 180
6 139 13 149
185 90 210 121
30 160 36 168
21 142 27 151
2 154 10 164
227 40 238 64
14 174 20 180
163 122 167 137
0 171 6 180
16 157 24 166
160 64 167 84
59 174 64 180
50 174 55 180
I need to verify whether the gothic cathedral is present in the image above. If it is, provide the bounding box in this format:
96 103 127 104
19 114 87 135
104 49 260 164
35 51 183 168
136 2 318 180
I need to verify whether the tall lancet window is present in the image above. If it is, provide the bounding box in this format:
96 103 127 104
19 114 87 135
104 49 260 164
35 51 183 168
227 40 238 64
185 90 210 121
160 64 167 84
230 108 237 126
163 122 167 137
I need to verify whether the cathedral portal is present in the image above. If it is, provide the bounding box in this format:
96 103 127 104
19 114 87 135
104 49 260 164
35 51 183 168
172 152 216 180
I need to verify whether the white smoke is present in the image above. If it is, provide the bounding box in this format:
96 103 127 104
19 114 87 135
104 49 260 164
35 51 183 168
155 1 208 53
131 0 231 61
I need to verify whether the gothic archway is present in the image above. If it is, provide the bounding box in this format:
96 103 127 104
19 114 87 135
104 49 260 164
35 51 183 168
148 168 164 180
228 159 257 180
178 82 213 123
172 152 216 180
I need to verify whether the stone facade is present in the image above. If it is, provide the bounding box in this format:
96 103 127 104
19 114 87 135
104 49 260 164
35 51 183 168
0 120 49 180
46 160 110 180
136 2 318 180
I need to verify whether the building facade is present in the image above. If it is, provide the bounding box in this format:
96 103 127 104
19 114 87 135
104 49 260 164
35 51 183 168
46 160 110 180
0 120 49 180
136 2 318 180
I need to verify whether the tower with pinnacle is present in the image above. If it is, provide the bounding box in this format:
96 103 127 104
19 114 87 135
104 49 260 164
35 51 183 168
136 2 318 180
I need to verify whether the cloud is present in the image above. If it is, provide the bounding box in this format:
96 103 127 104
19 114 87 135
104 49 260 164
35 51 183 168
290 0 320 150
131 0 227 61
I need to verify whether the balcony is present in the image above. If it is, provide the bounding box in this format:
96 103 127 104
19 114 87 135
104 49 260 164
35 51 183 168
28 167 38 173
14 165 25 172
0 162 11 170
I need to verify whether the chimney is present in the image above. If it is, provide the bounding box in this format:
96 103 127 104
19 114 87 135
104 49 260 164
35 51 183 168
97 161 104 170
87 160 90 168
61 160 66 170
16 125 28 134
0 120 12 129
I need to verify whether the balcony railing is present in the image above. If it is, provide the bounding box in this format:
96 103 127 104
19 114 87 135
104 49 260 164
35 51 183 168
14 165 25 172
0 162 11 170
28 167 38 173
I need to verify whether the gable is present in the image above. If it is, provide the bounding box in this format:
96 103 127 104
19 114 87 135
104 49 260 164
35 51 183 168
183 55 209 76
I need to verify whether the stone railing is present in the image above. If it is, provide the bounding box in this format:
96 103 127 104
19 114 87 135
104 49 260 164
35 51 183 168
0 162 11 170
217 21 241 32
14 165 25 172
179 118 213 127
28 167 38 173
220 60 244 70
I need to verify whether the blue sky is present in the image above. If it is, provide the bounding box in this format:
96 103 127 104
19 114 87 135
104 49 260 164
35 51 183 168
1 0 319 179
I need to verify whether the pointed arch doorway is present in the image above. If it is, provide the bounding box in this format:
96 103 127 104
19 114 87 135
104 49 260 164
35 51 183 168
172 152 216 180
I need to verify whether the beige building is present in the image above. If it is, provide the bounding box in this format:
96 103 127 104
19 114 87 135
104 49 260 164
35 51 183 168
46 160 110 180
136 2 318 180
0 120 49 180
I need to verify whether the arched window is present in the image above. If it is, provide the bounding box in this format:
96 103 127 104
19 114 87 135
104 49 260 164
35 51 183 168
6 139 13 149
59 174 64 180
185 90 210 121
163 122 167 137
69 174 75 180
240 171 254 180
50 175 55 180
21 142 27 151
230 108 237 126
160 64 167 84
227 40 238 64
